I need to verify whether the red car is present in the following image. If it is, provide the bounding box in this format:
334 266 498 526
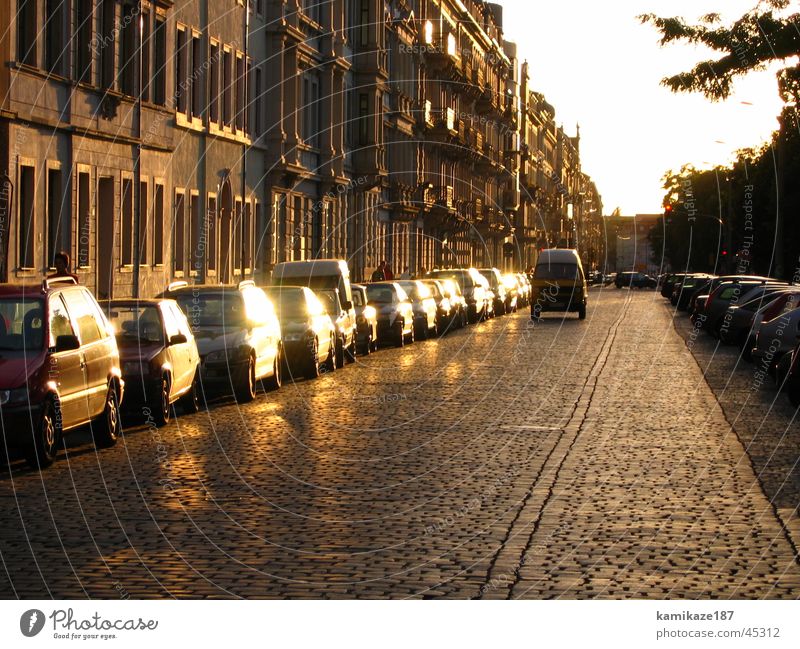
0 279 123 468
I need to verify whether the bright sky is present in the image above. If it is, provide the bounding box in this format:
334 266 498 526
501 0 786 215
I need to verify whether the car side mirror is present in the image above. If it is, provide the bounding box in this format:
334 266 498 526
55 334 80 352
169 333 188 346
343 300 353 311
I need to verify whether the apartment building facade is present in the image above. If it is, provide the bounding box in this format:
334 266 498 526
1 0 602 295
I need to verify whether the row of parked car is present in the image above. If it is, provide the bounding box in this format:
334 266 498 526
660 272 800 408
0 263 533 469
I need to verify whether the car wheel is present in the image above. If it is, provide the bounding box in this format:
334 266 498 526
416 321 427 340
263 346 283 391
358 334 371 356
345 339 357 363
235 355 257 403
151 375 171 427
179 369 201 414
25 396 61 469
405 324 415 345
531 304 542 320
394 321 405 347
578 304 587 320
324 336 338 371
94 385 121 449
789 377 800 407
304 338 321 380
335 337 346 366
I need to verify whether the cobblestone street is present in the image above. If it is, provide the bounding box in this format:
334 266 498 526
1 289 798 599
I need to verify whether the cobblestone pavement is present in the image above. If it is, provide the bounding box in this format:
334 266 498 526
1 290 798 599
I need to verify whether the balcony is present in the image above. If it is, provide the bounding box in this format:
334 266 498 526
428 107 459 144
423 35 460 77
475 83 499 116
428 185 456 217
385 182 419 220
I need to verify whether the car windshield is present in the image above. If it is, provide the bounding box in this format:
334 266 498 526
535 263 579 281
265 290 308 320
429 271 473 288
0 298 45 352
176 293 246 329
317 290 340 314
107 305 164 345
366 285 395 304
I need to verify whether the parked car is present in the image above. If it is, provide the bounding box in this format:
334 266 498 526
718 290 800 349
397 280 438 339
316 287 357 366
427 269 488 323
437 278 468 329
751 304 800 374
785 341 800 407
502 273 523 311
263 286 337 379
351 284 378 355
166 281 282 403
365 282 414 346
615 271 657 289
102 298 201 426
272 260 357 366
661 273 687 298
713 283 790 339
0 278 123 468
699 280 780 333
515 273 531 307
420 279 458 334
671 274 714 308
478 268 513 315
530 249 588 320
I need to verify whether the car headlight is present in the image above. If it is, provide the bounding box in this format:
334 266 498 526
363 306 376 320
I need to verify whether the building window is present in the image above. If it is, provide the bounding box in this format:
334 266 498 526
190 193 201 275
243 201 252 270
253 66 262 137
206 196 217 272
77 171 91 268
122 178 133 265
153 183 164 265
18 165 35 269
234 198 242 272
140 7 151 102
100 0 116 89
245 61 253 135
75 0 93 83
138 181 148 265
360 0 370 46
153 15 166 104
176 26 189 115
46 0 65 74
173 191 185 274
302 72 320 147
235 54 245 131
46 168 64 268
358 93 369 145
119 3 137 95
191 33 203 119
209 42 219 124
222 49 232 127
312 203 323 258
17 0 37 66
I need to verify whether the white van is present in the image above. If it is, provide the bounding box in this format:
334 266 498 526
271 260 357 364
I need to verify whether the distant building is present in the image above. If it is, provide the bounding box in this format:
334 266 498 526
604 213 663 274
